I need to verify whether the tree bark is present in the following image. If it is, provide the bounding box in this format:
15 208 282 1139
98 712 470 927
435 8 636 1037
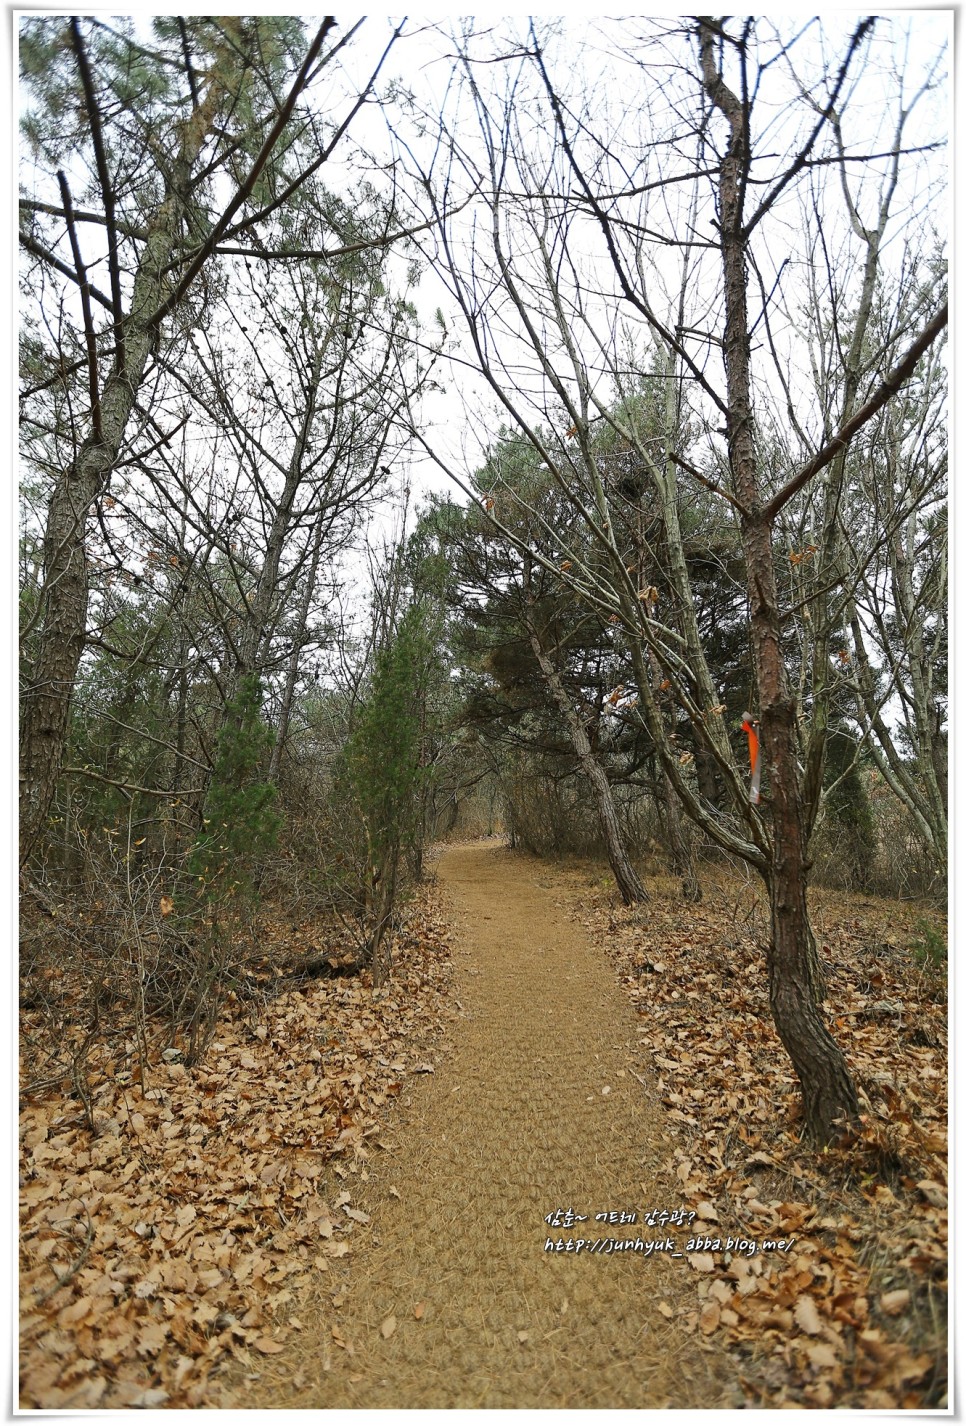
769 869 863 1139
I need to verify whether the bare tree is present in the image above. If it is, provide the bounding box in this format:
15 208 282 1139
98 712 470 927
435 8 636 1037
441 477 651 903
393 15 946 1141
19 15 409 863
840 323 947 870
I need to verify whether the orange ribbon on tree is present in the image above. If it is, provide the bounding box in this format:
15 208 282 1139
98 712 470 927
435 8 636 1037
741 711 762 805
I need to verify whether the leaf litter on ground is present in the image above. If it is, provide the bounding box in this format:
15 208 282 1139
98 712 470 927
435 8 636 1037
20 851 947 1411
19 878 456 1409
561 862 947 1410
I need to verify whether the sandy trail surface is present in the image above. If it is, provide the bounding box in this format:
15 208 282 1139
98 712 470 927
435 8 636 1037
239 842 738 1408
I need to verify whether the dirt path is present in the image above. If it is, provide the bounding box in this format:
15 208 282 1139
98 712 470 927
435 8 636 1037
241 843 739 1408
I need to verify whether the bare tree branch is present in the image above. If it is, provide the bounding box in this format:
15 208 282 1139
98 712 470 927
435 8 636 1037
70 18 126 375
761 301 947 521
55 171 102 441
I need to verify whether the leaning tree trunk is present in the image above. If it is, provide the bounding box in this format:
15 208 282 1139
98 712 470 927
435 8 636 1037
699 20 860 1142
524 612 648 905
21 325 174 863
19 70 231 867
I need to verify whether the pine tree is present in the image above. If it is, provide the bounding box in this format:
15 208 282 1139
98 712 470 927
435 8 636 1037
189 677 279 897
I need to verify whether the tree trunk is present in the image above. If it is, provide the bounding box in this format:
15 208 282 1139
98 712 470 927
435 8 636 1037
19 64 233 867
267 489 326 785
768 868 862 1139
368 849 399 988
524 610 648 904
699 19 860 1142
662 766 702 902
643 629 702 901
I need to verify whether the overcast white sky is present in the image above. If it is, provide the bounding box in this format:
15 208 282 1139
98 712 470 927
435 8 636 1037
11 12 952 623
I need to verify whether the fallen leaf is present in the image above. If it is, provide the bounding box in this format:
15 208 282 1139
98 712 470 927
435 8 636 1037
57 1296 95 1326
128 1389 169 1408
413 1302 425 1320
253 1337 286 1355
915 1180 946 1208
794 1296 822 1336
688 1253 715 1273
380 1315 397 1339
807 1342 839 1370
879 1289 911 1317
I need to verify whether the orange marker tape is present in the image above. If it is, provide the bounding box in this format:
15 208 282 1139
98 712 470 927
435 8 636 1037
741 712 761 805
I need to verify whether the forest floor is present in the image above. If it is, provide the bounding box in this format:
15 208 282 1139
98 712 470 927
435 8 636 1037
19 840 947 1409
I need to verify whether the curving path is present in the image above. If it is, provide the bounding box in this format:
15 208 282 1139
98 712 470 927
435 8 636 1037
240 842 738 1408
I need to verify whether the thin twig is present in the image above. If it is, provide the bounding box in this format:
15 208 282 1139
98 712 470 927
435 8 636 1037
33 1208 95 1305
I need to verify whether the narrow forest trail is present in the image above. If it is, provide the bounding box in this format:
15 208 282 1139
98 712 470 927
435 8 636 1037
239 842 740 1409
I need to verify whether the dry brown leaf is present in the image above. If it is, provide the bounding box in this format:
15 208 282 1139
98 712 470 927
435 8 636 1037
136 1321 168 1357
915 1179 946 1208
879 1289 911 1317
793 1295 822 1336
380 1316 397 1339
688 1252 715 1273
128 1388 170 1408
863 1389 899 1409
57 1296 95 1326
413 1302 426 1320
253 1337 285 1355
806 1341 838 1370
